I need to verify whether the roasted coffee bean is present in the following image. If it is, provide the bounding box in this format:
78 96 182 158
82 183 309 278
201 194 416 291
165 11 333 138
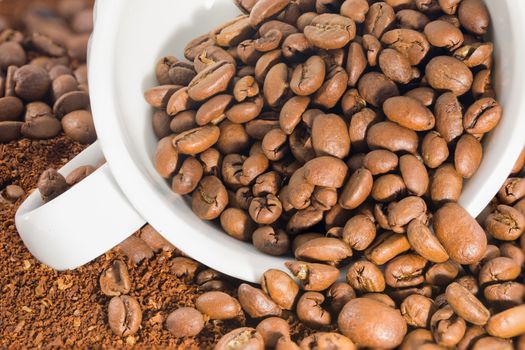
290 55 325 96
37 168 68 202
238 283 282 318
263 62 290 107
192 176 228 220
372 174 406 202
388 196 427 233
165 307 204 337
458 0 490 35
484 282 525 309
170 256 200 280
296 292 331 328
0 96 23 122
152 110 171 139
171 157 203 195
499 177 525 205
341 0 369 23
381 29 430 65
3 185 25 201
367 121 418 154
61 110 96 144
463 97 502 135
486 305 525 338
431 306 466 347
261 269 299 310
220 208 256 241
346 42 367 87
303 156 348 188
215 327 264 350
425 260 460 286
13 65 50 101
383 96 435 131
196 291 242 320
173 125 220 155
187 61 235 102
326 282 356 314
365 232 411 265
405 87 437 107
472 337 513 350
256 317 290 349
338 298 407 349
422 131 449 169
401 329 436 350
362 292 397 307
295 237 352 264
339 168 373 210
358 72 399 108
0 42 26 70
500 242 525 267
312 66 348 109
425 20 464 50
154 136 179 178
426 56 473 96
434 92 464 143
279 96 310 135
401 294 436 328
384 254 427 288
21 115 62 140
348 108 378 150
478 257 521 285
65 165 95 186
118 235 154 264
407 220 449 263
343 214 376 251
139 224 175 252
285 261 339 291
430 164 463 203
399 154 429 196
300 332 356 350
346 260 385 292
304 14 356 50
445 282 490 326
144 85 182 109
364 2 396 38
107 296 142 337
485 204 525 241
379 48 418 84
286 206 324 233
99 260 131 297
397 9 430 30
311 113 350 159
249 193 282 224
434 203 487 265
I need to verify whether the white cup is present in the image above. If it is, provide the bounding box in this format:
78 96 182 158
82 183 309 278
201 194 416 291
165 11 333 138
15 0 525 283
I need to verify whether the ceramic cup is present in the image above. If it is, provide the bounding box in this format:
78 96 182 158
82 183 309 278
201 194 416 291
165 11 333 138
15 0 525 282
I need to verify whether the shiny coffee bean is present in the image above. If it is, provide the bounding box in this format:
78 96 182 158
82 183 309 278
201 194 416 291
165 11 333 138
99 260 131 297
107 296 142 337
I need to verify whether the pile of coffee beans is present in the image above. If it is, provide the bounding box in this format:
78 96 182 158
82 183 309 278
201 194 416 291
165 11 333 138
0 1 96 144
141 0 525 348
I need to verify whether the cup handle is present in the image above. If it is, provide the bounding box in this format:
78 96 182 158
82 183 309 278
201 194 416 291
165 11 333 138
15 141 146 270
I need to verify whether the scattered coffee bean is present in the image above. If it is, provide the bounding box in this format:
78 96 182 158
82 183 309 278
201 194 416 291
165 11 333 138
99 260 131 297
165 307 204 337
107 295 142 337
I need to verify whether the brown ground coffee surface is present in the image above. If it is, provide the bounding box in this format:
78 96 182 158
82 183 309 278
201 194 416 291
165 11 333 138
0 139 312 348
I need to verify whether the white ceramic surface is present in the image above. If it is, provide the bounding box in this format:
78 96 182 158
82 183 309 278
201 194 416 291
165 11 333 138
15 0 525 283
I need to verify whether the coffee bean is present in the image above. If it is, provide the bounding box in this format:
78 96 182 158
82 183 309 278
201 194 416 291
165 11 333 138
99 260 131 297
463 97 502 135
401 294 436 328
425 20 464 50
295 237 352 264
407 220 449 263
342 214 376 251
151 110 171 139
364 2 396 38
430 305 466 347
384 254 427 288
53 90 90 118
0 121 23 143
64 165 95 187
433 203 487 265
379 48 418 84
341 0 369 24
499 177 525 205
290 55 325 96
311 114 350 159
372 174 406 202
358 72 399 108
165 307 204 338
479 257 521 285
434 92 464 142
196 291 242 320
399 154 429 196
338 298 407 348
458 0 490 35
21 116 62 139
144 85 182 109
346 260 385 292
107 295 142 337
0 42 26 69
367 121 418 154
339 168 373 210
445 282 490 326
285 261 339 291
304 14 356 50
220 208 256 241
381 29 430 65
486 305 525 338
37 168 68 202
426 56 473 96
483 282 525 309
256 317 290 348
238 283 282 318
154 136 179 178
397 9 430 30
192 176 228 220
388 196 427 233
0 96 23 122
4 184 25 201
139 224 174 253
14 65 51 101
430 163 463 203
297 292 331 328
261 269 299 310
422 131 449 169
215 328 264 350
485 204 525 241
383 96 435 131
187 61 235 102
